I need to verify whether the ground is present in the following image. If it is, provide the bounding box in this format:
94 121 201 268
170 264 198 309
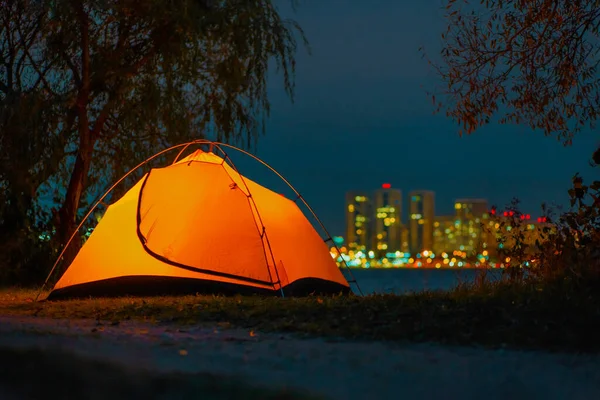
1 315 600 399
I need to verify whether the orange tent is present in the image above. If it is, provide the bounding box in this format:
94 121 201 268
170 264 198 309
47 147 351 299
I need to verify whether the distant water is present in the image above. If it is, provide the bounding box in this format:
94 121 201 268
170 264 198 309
342 268 504 295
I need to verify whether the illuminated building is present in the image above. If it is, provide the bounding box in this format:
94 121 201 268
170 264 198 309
433 215 456 253
482 216 499 257
332 236 345 246
409 190 435 253
454 198 490 254
401 226 410 253
345 191 372 252
372 184 402 256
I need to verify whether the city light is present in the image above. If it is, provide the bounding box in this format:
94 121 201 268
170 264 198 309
342 188 553 269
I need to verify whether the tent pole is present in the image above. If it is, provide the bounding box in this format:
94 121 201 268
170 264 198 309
216 143 364 296
214 145 286 298
171 143 193 164
36 140 207 301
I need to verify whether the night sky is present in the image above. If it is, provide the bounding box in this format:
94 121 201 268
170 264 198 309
227 0 597 237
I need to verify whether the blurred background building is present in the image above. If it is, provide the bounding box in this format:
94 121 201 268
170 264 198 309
433 215 455 254
409 190 435 254
454 198 489 255
372 184 402 257
341 186 549 267
345 191 372 252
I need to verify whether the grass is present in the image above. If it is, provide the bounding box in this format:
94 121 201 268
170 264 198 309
1 279 599 354
0 346 321 400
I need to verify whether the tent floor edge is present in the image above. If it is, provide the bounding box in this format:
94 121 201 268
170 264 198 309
46 275 352 301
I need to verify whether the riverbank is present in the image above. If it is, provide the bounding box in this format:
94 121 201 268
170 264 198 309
1 280 598 354
1 315 599 399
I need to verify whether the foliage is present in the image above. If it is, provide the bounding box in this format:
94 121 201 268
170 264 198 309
484 169 600 287
543 173 600 281
426 0 600 143
486 198 535 282
0 1 69 284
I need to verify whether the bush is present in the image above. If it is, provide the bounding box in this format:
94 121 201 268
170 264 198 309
0 228 56 287
484 164 600 291
0 202 59 287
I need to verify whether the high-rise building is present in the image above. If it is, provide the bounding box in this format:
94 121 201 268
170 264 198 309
345 191 372 252
372 184 402 256
433 215 456 253
409 190 435 254
454 198 490 254
401 226 410 253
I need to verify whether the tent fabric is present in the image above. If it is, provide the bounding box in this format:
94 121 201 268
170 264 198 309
48 149 350 299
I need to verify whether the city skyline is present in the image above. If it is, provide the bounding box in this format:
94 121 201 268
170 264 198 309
227 0 596 239
342 182 554 261
341 182 548 240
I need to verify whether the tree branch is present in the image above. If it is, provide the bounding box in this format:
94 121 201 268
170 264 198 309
60 50 82 88
15 12 52 93
30 58 60 95
2 5 15 89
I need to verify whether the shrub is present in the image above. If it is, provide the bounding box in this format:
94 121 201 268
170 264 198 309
485 163 600 290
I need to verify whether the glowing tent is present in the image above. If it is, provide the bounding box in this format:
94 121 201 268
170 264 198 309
46 142 355 300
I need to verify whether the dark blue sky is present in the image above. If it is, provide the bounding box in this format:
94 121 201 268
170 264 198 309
229 0 597 237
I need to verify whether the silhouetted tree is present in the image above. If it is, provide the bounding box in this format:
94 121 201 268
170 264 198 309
426 0 600 148
425 1 600 287
0 1 69 281
1 0 306 252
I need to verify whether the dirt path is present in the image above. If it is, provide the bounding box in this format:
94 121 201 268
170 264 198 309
0 316 599 399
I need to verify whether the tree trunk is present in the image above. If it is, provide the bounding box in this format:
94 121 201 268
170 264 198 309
54 0 93 274
57 147 93 245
